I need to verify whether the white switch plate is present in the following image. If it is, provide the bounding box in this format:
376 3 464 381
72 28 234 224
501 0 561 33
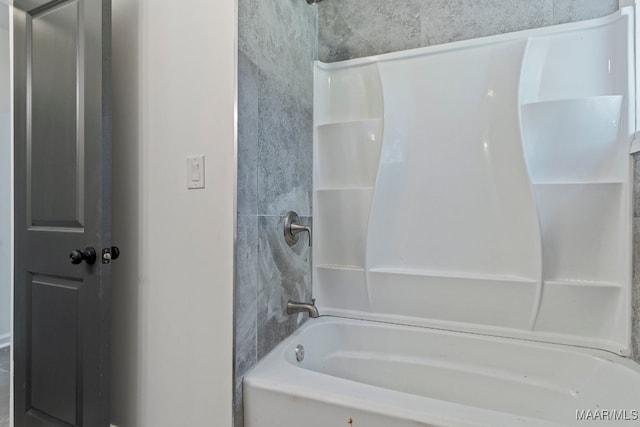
187 155 205 189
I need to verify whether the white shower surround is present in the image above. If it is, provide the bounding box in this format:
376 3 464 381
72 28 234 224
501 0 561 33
313 7 635 355
244 7 640 427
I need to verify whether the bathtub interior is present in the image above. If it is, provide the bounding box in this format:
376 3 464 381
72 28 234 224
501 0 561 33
312 7 636 356
275 318 640 425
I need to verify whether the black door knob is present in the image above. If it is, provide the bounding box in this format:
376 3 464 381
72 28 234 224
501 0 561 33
69 247 97 265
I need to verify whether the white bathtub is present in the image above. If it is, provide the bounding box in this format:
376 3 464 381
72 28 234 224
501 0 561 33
244 317 640 427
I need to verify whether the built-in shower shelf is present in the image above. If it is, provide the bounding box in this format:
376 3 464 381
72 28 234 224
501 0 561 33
533 280 624 340
520 95 625 107
314 62 383 125
533 182 625 286
316 118 383 127
317 265 365 271
367 267 537 284
367 269 537 329
315 188 374 268
315 118 383 128
314 265 369 312
532 181 624 186
543 279 623 289
315 119 383 189
521 96 625 184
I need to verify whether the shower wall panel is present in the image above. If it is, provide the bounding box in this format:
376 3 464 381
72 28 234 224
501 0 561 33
316 0 639 365
314 8 635 357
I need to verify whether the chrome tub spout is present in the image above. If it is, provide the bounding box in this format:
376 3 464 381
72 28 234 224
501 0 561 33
286 299 319 318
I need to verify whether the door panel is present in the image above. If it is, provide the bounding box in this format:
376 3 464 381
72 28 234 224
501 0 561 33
30 1 82 228
14 0 111 425
30 275 82 426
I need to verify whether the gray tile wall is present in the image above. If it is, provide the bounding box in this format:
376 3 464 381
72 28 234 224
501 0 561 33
318 0 619 62
235 0 317 426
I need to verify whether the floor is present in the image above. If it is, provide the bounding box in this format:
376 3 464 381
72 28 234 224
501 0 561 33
0 347 9 427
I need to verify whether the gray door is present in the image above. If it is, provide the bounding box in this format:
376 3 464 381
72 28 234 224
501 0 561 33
13 0 111 425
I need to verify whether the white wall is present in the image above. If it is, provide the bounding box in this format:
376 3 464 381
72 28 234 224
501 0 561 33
0 24 11 347
110 1 236 426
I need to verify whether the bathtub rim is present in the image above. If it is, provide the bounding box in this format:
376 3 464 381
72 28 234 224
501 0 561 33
317 306 637 357
267 315 640 372
244 316 640 427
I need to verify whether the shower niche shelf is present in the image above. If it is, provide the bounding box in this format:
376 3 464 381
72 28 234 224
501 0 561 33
314 265 369 312
315 119 383 190
367 269 537 330
534 280 624 344
314 189 373 268
519 16 629 103
313 7 634 355
314 63 383 126
520 96 625 184
313 63 384 282
519 24 631 348
533 182 625 284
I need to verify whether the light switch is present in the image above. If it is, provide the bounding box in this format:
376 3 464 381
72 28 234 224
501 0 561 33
187 155 205 189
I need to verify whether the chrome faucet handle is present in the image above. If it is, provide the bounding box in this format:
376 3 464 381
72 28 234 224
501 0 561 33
284 211 312 247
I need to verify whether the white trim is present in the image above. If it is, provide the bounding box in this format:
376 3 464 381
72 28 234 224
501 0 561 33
9 2 14 426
